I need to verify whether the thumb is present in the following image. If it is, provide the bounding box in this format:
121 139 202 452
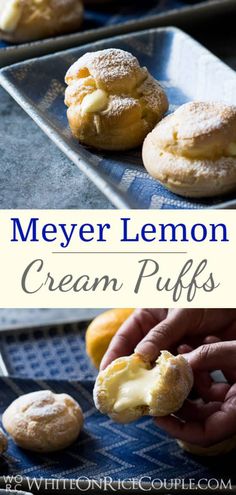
184 341 236 372
135 309 203 362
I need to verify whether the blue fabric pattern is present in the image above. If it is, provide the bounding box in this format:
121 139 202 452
0 322 96 380
0 377 235 480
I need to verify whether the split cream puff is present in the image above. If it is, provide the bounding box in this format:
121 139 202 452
65 48 168 150
93 351 193 423
2 390 83 452
142 101 236 197
0 0 83 43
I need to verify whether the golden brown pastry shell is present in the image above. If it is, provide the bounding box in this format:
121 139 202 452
2 390 83 452
142 102 236 198
0 0 83 43
65 49 168 151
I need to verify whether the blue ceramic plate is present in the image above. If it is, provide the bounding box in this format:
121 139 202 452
1 26 236 209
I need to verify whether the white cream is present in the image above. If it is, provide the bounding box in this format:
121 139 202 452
0 0 22 32
114 365 158 413
81 89 108 116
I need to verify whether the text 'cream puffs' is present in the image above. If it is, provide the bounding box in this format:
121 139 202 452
65 48 168 150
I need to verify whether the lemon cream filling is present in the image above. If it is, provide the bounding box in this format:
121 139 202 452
0 0 22 32
113 363 159 413
160 141 236 161
81 89 108 116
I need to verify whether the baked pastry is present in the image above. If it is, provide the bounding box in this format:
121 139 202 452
0 0 83 43
86 308 133 368
0 428 8 454
94 351 193 423
177 436 236 457
142 101 236 197
2 390 83 452
65 48 168 150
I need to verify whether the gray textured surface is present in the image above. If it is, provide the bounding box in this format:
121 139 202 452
0 308 102 331
0 87 112 209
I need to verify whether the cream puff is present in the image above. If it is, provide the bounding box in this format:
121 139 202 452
142 101 236 197
2 390 83 452
0 0 83 43
93 351 193 423
65 48 168 151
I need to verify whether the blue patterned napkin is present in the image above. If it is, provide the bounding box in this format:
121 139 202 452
0 377 235 481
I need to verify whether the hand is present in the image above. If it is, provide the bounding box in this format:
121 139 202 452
155 341 236 447
100 309 167 369
100 309 236 369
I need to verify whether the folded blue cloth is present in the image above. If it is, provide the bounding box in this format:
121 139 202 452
0 377 235 481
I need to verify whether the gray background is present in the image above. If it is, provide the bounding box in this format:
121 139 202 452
0 308 103 331
0 88 112 209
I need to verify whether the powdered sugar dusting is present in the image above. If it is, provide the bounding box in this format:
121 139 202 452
173 101 236 139
66 48 140 86
149 101 236 164
15 390 77 418
105 95 137 117
65 48 168 149
65 50 168 120
138 74 167 113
